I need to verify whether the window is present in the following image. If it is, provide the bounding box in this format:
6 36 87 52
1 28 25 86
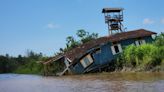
95 48 101 54
80 54 93 68
151 34 156 39
114 45 119 53
135 40 146 46
111 44 122 55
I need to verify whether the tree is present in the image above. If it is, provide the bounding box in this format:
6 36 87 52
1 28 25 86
16 55 26 65
26 50 43 60
76 29 98 44
82 33 98 43
58 29 99 52
66 36 79 50
76 29 87 39
0 55 8 73
154 33 164 46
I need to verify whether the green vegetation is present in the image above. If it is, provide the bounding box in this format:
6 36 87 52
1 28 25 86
116 33 164 71
0 51 46 74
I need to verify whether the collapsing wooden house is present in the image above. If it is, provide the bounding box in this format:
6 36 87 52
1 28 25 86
43 8 157 76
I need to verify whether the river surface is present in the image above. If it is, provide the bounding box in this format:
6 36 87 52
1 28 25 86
0 72 164 92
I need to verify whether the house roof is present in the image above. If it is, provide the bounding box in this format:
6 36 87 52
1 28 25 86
65 29 156 62
106 29 156 42
43 29 156 64
43 54 64 65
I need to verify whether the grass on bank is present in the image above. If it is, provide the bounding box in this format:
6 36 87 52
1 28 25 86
116 44 164 71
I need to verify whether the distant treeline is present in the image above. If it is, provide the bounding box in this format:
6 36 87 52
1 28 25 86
0 51 47 74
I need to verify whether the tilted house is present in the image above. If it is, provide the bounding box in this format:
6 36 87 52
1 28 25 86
43 29 156 75
43 8 157 76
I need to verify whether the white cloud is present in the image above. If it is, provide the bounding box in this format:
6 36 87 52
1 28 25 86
46 23 60 29
161 18 164 24
143 18 154 25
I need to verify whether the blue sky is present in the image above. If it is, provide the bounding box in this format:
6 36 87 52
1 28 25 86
0 0 164 56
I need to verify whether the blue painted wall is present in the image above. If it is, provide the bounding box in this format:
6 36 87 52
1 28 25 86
70 36 154 74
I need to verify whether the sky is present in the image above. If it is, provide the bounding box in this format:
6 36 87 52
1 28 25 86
0 0 164 56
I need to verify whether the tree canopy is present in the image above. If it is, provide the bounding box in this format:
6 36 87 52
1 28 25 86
62 29 98 53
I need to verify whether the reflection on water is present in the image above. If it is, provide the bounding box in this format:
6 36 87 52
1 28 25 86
0 72 164 92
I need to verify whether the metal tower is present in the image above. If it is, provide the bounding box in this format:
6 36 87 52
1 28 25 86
102 8 124 35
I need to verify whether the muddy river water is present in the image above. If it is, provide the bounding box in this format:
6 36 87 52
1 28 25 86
0 72 164 92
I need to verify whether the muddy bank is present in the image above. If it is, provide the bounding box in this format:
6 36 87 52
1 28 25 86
0 72 164 92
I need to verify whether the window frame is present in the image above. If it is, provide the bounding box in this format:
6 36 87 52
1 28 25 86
80 54 94 68
135 39 146 46
111 43 122 55
94 48 101 54
151 34 156 39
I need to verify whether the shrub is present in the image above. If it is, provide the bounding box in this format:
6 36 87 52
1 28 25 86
120 44 163 71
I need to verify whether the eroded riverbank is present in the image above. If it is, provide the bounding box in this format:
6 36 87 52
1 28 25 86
0 72 164 92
